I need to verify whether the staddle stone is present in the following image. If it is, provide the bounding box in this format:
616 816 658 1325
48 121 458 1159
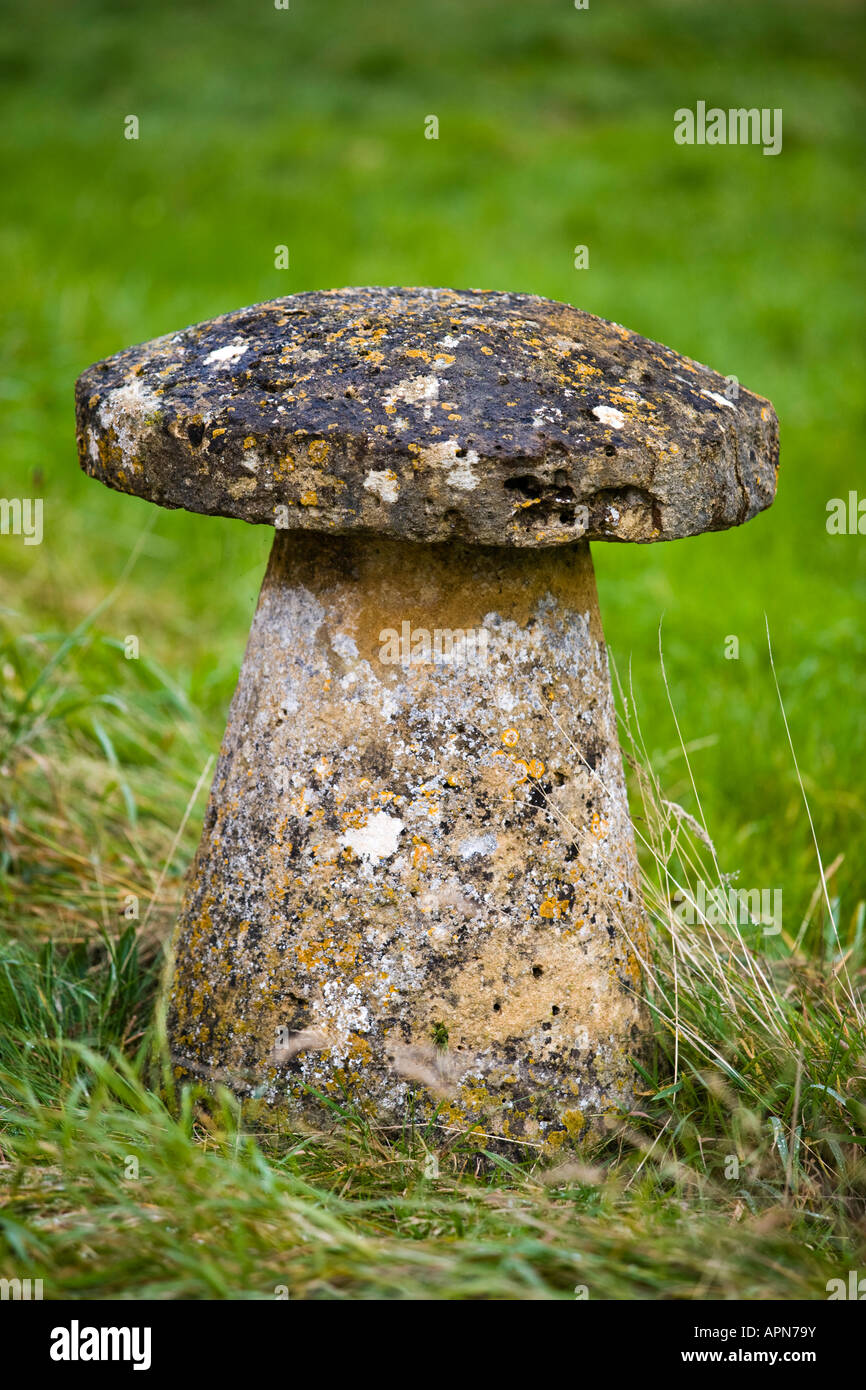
167 532 646 1147
73 286 780 1149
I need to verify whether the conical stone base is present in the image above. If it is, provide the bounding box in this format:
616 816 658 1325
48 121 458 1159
167 532 648 1149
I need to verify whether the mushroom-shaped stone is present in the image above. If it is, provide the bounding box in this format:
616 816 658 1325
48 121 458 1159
76 288 779 1149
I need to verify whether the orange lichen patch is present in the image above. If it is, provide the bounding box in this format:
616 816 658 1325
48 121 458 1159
307 440 330 464
501 729 520 747
539 896 571 920
562 1109 586 1138
511 758 531 786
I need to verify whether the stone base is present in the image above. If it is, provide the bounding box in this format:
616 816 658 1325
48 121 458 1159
167 532 648 1150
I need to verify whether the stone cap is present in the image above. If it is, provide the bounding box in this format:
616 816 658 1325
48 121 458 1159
75 286 779 546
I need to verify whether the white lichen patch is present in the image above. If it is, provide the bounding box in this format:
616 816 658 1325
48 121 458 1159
446 454 480 490
331 631 359 661
701 388 736 410
379 688 399 722
592 405 626 429
420 438 463 469
340 810 404 863
363 469 400 503
314 982 371 1064
550 334 585 354
419 438 480 490
383 374 440 418
532 404 563 429
459 832 498 859
94 377 164 462
203 340 248 369
261 584 325 654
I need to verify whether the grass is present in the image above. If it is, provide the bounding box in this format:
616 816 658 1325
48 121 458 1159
1 0 865 1297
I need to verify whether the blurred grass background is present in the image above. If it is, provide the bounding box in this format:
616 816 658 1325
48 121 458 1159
0 0 865 1299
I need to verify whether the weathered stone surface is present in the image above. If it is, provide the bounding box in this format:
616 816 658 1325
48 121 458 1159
167 533 649 1147
76 286 779 546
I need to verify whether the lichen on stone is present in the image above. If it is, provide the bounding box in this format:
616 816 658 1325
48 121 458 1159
166 533 650 1148
75 286 779 547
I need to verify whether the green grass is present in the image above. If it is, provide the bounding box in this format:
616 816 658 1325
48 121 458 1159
1 0 865 1297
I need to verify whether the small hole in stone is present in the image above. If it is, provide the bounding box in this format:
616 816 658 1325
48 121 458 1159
559 508 575 525
455 447 467 458
604 444 617 456
551 1005 560 1016
532 965 543 978
493 1002 501 1013
504 474 543 499
186 421 205 447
